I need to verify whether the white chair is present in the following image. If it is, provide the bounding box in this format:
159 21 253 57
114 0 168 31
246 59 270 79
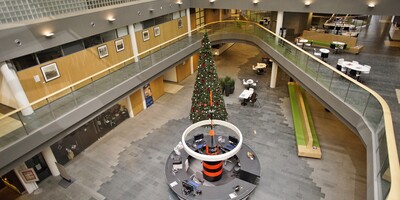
337 58 344 65
313 48 321 57
249 88 254 94
362 65 371 74
341 66 347 74
243 79 249 88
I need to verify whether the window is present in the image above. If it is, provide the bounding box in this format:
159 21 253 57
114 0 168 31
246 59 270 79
83 34 102 48
36 46 63 64
116 26 128 37
62 40 84 56
100 30 117 42
12 54 38 71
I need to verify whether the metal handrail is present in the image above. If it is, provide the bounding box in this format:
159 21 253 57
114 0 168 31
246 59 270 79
0 20 398 199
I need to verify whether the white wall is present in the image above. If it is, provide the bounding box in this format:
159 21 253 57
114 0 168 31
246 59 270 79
0 73 18 109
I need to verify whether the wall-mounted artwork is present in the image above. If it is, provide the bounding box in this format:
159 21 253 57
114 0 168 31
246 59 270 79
154 26 160 37
143 30 150 41
97 45 109 58
41 63 60 82
19 168 39 183
178 19 183 28
115 39 125 52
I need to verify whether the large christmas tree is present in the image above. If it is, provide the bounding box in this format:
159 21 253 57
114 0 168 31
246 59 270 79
190 33 228 123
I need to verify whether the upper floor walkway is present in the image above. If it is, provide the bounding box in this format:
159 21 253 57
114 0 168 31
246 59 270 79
0 20 398 200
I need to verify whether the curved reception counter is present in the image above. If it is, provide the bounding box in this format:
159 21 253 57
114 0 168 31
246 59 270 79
165 136 261 200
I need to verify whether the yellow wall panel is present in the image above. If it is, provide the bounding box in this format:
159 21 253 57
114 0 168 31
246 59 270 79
136 18 189 54
149 76 164 101
17 35 133 108
176 59 191 82
130 90 144 116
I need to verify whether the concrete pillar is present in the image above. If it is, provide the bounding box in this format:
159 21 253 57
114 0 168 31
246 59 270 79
0 62 33 116
125 95 134 118
275 11 284 35
41 147 60 176
306 12 313 30
186 9 192 36
13 163 38 194
270 61 278 88
128 25 139 62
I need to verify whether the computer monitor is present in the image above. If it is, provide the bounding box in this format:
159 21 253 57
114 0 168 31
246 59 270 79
229 136 238 145
194 133 204 142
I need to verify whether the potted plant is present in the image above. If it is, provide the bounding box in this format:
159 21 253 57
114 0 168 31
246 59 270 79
223 76 235 96
219 78 225 94
227 79 235 94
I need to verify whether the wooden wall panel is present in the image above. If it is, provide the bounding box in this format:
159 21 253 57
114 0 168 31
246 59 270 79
176 59 191 82
205 9 220 23
192 53 199 72
190 13 197 30
149 76 164 101
17 35 133 107
130 89 144 116
135 18 189 54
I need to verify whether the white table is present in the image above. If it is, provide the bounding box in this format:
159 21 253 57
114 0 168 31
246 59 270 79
254 63 266 69
319 48 330 61
246 79 254 85
319 48 330 54
239 89 254 105
332 41 345 46
342 61 370 72
299 39 308 48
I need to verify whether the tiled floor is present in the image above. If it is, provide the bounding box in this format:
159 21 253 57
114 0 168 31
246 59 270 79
16 43 366 200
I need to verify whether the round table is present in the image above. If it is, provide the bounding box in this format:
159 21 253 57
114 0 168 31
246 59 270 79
319 48 330 54
342 61 370 72
299 39 308 43
246 79 254 85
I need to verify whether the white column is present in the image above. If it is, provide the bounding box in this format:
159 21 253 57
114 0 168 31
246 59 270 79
141 87 147 109
1 62 33 116
275 11 284 35
270 61 278 88
128 25 139 62
190 56 194 74
186 8 192 37
41 147 60 176
125 95 134 118
14 163 38 194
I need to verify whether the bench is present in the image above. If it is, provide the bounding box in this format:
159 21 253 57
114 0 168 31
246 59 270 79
288 82 321 159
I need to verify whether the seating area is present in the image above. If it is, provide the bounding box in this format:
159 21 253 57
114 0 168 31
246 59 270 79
336 58 371 81
288 82 321 159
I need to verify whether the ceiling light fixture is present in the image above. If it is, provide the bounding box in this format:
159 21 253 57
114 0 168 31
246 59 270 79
368 3 375 8
107 17 116 22
149 8 155 12
253 0 259 4
304 1 311 6
210 0 215 3
176 1 183 5
44 32 54 38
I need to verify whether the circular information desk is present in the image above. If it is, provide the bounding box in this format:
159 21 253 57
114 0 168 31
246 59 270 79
165 135 261 200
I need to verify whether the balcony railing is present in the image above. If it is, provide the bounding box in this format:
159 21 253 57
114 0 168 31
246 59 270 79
0 20 398 199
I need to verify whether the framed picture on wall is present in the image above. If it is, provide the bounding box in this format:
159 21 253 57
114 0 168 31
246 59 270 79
115 39 125 52
19 168 39 183
154 26 160 37
97 45 109 58
143 30 150 41
178 19 183 28
41 63 61 82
